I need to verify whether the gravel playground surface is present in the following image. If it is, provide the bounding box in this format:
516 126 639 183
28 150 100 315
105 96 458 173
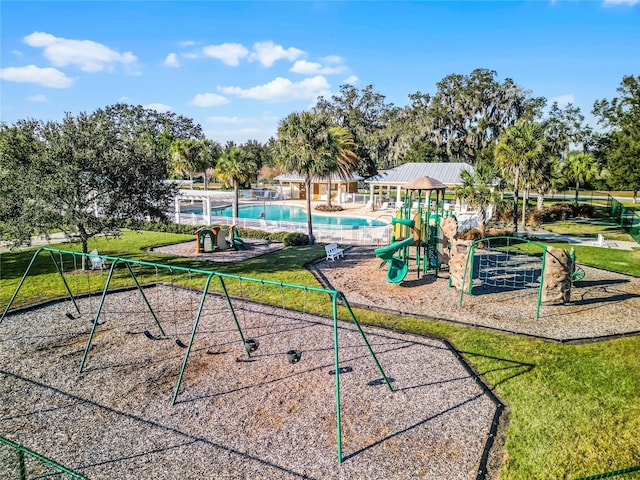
0 286 499 480
312 246 640 342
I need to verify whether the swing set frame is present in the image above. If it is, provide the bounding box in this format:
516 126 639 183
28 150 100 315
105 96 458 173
0 246 394 464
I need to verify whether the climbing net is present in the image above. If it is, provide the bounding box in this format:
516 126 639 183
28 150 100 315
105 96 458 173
476 250 541 290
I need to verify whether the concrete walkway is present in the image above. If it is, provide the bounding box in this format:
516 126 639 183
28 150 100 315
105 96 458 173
0 232 71 253
520 229 638 250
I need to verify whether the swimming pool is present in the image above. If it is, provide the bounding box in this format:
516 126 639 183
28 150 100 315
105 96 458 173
207 204 387 227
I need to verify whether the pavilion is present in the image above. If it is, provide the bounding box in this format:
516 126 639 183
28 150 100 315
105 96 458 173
364 162 474 206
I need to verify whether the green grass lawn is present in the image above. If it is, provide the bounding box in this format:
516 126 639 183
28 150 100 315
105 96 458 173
1 230 639 479
542 219 637 243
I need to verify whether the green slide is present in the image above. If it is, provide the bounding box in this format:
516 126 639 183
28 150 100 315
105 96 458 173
374 236 415 284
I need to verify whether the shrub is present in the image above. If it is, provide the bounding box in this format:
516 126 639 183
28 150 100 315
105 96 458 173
282 232 309 246
314 204 344 212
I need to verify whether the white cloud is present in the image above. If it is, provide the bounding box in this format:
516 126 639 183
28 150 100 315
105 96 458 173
290 59 346 75
0 65 75 88
164 53 180 67
179 40 196 47
27 94 47 102
219 75 331 102
203 42 248 66
23 31 138 73
183 52 199 60
603 0 639 5
343 75 359 85
144 103 172 113
249 41 305 67
12 50 23 57
322 55 344 64
550 94 575 106
118 96 133 103
189 93 230 107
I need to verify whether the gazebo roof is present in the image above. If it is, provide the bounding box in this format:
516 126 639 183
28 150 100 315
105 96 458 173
405 176 446 191
365 162 473 186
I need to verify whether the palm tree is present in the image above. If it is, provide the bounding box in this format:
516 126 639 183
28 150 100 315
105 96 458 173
563 152 599 207
321 126 360 208
275 111 333 245
494 120 546 233
170 138 219 189
454 162 499 237
530 155 562 211
215 146 257 220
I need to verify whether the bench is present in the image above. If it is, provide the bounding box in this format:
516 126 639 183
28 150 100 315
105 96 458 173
325 243 344 261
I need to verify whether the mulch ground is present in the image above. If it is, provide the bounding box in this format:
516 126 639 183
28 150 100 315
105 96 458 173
0 286 499 480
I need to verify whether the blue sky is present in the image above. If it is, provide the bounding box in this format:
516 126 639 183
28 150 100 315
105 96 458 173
1 1 638 144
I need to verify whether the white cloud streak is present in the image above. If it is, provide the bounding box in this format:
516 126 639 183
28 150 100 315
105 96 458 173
218 75 331 102
189 93 230 107
290 59 346 75
27 94 48 102
164 53 180 67
249 41 305 67
603 0 639 5
23 31 138 73
203 42 249 66
0 65 75 88
550 94 575 106
144 103 173 113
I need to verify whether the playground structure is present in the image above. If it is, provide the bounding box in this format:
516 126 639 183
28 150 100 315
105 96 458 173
452 236 579 319
374 176 451 284
195 225 247 253
0 247 394 464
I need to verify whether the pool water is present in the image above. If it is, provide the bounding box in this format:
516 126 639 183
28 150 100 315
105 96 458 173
208 204 387 227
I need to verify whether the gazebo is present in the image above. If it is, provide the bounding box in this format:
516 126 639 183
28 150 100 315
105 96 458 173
364 162 473 207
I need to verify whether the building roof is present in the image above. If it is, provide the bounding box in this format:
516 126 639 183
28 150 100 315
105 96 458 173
365 162 473 187
274 172 363 182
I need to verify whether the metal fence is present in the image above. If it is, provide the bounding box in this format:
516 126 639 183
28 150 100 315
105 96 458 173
0 435 89 479
607 195 640 243
574 465 640 479
175 212 392 246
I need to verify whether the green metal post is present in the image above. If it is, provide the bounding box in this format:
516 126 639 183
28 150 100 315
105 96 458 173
332 292 343 464
466 243 475 296
0 248 42 324
219 276 251 357
171 273 214 406
536 247 547 319
340 293 393 392
124 263 165 336
78 260 118 374
18 449 26 480
48 250 81 316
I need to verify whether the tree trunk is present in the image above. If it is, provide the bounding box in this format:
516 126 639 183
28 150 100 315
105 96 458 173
306 178 314 245
233 180 239 221
203 172 208 191
574 181 580 208
477 206 486 238
521 187 529 226
81 238 89 270
326 178 332 208
537 190 545 210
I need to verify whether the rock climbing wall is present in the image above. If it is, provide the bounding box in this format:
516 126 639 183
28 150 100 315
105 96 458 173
448 239 472 290
438 217 458 265
541 246 573 304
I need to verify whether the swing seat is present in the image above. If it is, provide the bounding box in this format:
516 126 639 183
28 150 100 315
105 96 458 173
287 349 302 364
245 338 259 352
